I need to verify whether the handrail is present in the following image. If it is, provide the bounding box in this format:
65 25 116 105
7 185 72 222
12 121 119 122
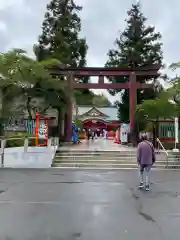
156 138 169 167
0 136 47 141
156 138 168 156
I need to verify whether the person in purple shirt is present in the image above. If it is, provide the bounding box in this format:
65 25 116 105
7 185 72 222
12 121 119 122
137 135 156 191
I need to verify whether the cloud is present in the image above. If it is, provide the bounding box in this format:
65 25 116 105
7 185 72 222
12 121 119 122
0 0 48 53
0 0 180 101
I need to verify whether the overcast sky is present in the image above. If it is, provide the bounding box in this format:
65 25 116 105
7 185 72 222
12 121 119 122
0 0 179 102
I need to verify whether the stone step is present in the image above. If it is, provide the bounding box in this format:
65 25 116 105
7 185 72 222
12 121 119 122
168 156 180 159
53 156 167 162
56 154 137 158
57 149 163 153
52 163 139 168
56 152 165 157
52 149 171 169
57 149 134 152
53 159 167 165
168 152 180 155
57 149 164 153
52 162 180 169
52 162 168 169
55 155 137 159
56 153 136 157
56 152 137 156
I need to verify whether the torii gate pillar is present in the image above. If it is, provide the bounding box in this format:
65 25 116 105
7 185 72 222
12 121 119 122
129 72 137 132
64 73 73 142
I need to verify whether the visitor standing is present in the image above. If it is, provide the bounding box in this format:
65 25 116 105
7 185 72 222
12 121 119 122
97 128 100 137
103 128 107 139
137 135 156 191
87 129 91 140
91 128 95 140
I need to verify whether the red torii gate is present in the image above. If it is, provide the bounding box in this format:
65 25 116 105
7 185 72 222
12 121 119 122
49 64 160 142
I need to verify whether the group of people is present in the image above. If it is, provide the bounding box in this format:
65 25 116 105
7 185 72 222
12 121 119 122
86 128 108 140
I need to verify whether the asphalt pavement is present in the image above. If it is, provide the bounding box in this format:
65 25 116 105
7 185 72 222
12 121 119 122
0 168 180 240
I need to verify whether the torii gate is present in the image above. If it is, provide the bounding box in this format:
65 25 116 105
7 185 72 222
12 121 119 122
49 64 160 142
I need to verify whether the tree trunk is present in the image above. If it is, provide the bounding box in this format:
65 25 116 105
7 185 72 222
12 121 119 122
154 117 159 148
0 118 4 137
57 108 63 140
152 121 156 147
0 89 4 137
27 97 32 120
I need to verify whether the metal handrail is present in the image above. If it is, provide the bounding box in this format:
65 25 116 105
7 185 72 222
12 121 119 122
0 137 33 141
156 138 168 167
0 136 49 141
156 138 168 156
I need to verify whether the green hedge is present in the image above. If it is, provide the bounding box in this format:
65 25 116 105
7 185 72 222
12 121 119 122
4 131 34 148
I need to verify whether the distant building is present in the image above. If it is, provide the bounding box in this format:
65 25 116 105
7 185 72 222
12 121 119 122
73 105 120 130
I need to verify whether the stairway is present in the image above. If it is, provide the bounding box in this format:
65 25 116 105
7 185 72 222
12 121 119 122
166 151 180 168
52 149 169 169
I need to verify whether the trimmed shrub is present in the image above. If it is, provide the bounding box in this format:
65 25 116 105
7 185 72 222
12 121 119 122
4 131 34 148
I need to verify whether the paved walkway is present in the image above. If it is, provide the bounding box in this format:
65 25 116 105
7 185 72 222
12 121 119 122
60 138 134 151
0 169 179 239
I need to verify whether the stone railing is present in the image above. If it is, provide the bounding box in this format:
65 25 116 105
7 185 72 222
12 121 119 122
0 137 59 167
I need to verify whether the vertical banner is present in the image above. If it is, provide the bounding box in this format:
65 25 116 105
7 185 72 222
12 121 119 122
120 123 129 144
35 112 39 146
38 121 48 139
175 117 179 144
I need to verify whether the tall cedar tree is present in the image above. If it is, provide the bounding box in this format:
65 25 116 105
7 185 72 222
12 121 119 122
34 0 92 104
105 3 163 122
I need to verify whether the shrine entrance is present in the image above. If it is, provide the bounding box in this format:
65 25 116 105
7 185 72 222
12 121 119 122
49 64 160 142
83 119 107 130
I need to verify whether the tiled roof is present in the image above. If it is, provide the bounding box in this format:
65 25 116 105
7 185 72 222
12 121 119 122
75 106 119 121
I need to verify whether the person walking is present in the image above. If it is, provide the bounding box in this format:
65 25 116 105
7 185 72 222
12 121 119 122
103 128 107 139
137 135 156 191
87 129 91 140
91 128 95 140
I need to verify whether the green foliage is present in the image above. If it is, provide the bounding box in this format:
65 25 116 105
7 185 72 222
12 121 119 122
135 92 175 132
105 3 163 121
75 90 94 105
136 92 176 120
75 118 82 128
35 0 86 66
166 64 180 117
0 49 24 116
169 62 180 71
4 131 33 148
35 0 93 104
0 49 67 120
111 127 116 132
92 94 112 106
136 61 180 125
144 122 154 132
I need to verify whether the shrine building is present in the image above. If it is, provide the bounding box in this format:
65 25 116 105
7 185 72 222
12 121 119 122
73 105 120 130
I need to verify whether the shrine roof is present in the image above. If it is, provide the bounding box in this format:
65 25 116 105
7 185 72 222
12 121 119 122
75 106 119 121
